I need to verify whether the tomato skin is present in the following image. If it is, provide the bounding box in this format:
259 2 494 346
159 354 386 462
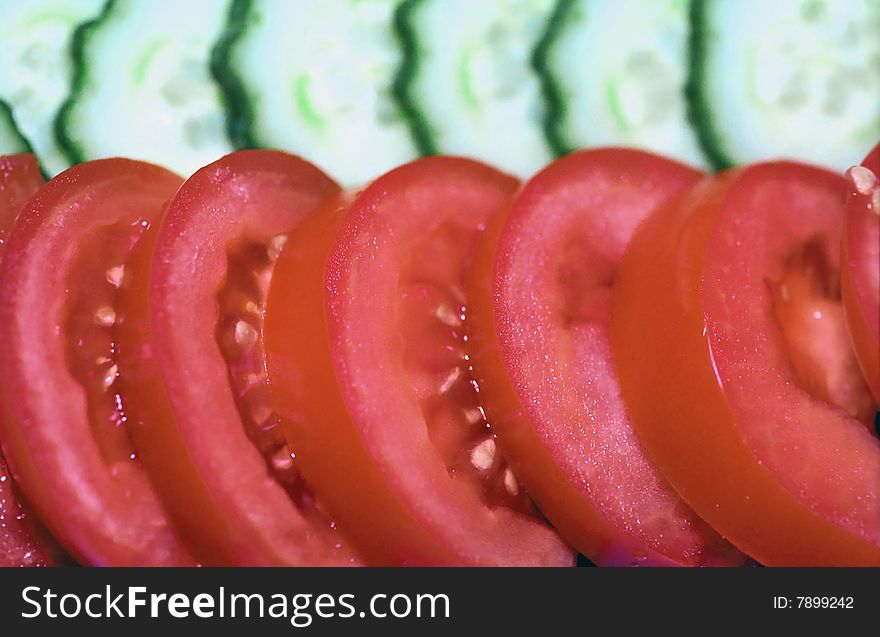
267 193 444 565
611 163 880 566
0 159 194 566
0 154 70 567
841 144 880 402
467 149 743 566
117 150 358 566
0 154 43 247
267 157 574 566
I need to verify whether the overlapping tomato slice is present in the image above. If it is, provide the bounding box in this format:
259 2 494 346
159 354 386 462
117 150 360 565
3 143 876 568
0 158 194 565
611 161 880 565
466 149 745 566
841 144 880 403
0 154 70 567
266 157 573 565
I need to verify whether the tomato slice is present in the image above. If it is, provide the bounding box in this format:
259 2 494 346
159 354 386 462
466 149 744 566
841 143 880 402
611 162 880 565
0 158 194 565
117 150 359 565
0 154 44 247
266 157 573 565
0 154 70 567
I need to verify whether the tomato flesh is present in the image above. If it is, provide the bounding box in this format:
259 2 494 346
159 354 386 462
0 159 194 565
117 150 359 565
611 163 880 565
0 154 43 248
0 154 70 567
841 144 880 402
266 157 573 565
467 149 744 566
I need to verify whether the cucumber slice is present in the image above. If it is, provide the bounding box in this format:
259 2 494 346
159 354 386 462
395 0 555 177
0 100 33 156
538 0 708 168
57 0 233 176
689 0 880 171
0 0 104 174
215 0 417 186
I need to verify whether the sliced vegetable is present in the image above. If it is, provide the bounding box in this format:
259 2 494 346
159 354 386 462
0 154 43 240
266 157 574 565
841 143 880 401
536 0 707 168
215 0 417 186
0 0 105 175
0 153 70 567
116 150 359 566
688 0 880 171
56 0 233 176
395 0 555 177
611 161 880 565
0 158 194 566
467 148 742 565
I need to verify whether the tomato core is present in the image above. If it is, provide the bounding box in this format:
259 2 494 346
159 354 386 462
769 237 875 426
215 235 315 506
398 220 535 515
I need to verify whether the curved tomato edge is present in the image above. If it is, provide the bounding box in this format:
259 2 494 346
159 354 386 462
118 150 350 566
269 157 574 566
468 149 746 566
841 146 880 402
0 158 193 566
610 164 880 566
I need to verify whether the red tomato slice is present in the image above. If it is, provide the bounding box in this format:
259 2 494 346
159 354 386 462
0 158 194 565
0 154 44 247
467 148 744 566
841 144 880 402
0 455 69 567
611 162 880 565
266 157 573 566
117 150 359 566
0 154 70 567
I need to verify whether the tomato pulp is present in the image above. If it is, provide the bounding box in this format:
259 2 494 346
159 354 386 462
841 144 880 403
467 149 744 566
0 154 70 566
0 158 193 565
117 150 359 565
266 157 574 565
611 162 880 565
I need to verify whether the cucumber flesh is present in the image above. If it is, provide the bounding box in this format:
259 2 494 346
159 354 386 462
0 100 32 156
57 0 233 176
0 0 105 174
540 0 708 168
690 0 880 171
397 0 556 178
218 0 418 186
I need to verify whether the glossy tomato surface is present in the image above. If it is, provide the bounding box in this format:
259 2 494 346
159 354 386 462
266 157 574 565
611 162 880 565
0 158 193 566
841 144 880 402
0 154 43 248
117 150 359 565
0 154 70 567
467 148 743 566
